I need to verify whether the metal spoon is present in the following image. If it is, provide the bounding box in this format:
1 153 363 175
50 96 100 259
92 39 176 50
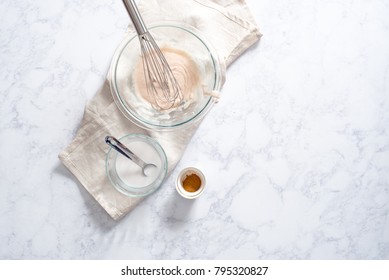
105 136 157 176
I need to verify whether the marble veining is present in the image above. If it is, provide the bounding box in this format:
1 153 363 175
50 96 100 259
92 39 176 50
1 0 389 259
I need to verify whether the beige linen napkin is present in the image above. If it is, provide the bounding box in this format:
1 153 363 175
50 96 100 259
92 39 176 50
59 0 261 220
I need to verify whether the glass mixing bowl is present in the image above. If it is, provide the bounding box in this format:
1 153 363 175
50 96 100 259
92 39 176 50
105 134 168 197
109 22 224 131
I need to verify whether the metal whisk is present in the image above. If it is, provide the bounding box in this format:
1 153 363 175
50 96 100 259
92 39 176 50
122 0 183 110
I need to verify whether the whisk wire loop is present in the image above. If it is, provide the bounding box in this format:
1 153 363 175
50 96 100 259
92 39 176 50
123 0 183 110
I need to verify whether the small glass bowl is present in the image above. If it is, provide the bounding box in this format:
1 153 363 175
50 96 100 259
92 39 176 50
105 134 168 197
109 22 225 131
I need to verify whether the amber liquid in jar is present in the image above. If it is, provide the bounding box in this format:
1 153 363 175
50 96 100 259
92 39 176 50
182 173 201 192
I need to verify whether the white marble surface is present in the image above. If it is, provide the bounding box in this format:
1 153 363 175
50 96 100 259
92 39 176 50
1 0 389 259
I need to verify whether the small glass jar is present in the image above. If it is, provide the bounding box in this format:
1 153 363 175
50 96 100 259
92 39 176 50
176 167 206 199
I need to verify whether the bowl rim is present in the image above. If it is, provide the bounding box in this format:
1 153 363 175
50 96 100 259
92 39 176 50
108 21 225 131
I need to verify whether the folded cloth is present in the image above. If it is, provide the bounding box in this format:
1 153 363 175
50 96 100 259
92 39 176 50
59 0 261 220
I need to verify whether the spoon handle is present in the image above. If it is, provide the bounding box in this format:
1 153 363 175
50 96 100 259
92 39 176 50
105 136 146 168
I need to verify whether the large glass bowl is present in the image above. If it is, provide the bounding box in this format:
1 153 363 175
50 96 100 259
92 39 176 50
109 22 224 131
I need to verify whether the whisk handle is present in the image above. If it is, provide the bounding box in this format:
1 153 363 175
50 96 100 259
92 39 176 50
122 0 148 35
